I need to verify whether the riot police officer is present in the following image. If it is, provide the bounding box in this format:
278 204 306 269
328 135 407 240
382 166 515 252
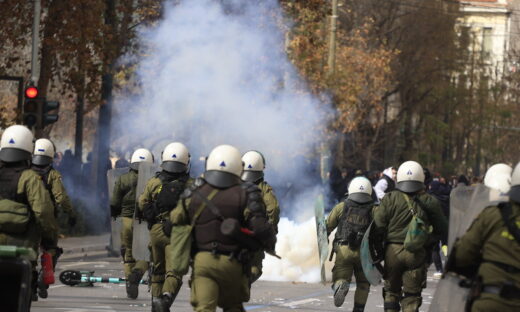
373 161 448 312
449 162 520 311
241 150 279 282
139 142 192 311
111 148 153 299
170 145 276 311
0 125 55 299
31 139 76 265
327 176 375 311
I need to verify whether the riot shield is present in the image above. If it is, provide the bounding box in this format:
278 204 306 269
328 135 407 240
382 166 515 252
132 162 160 261
429 273 469 312
314 194 328 284
448 184 508 250
107 168 130 256
360 222 383 286
430 183 509 311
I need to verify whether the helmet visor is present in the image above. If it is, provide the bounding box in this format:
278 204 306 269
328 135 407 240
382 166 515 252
161 161 187 173
396 180 425 193
509 185 520 204
0 148 31 162
205 170 241 188
348 192 373 204
32 155 53 166
241 170 263 183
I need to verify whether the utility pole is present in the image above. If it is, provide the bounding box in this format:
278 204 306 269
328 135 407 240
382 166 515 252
31 0 41 85
326 0 340 168
327 0 338 78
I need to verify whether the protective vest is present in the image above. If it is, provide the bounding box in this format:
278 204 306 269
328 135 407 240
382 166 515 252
0 163 28 204
335 200 373 249
383 175 395 193
155 172 189 215
188 182 247 253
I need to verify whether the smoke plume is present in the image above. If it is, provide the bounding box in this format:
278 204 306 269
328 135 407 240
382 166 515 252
113 0 332 282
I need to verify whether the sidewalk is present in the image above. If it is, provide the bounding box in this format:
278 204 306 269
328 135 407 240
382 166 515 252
59 233 110 256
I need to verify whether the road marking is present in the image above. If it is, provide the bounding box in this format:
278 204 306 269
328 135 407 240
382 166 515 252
49 284 66 289
246 290 330 310
52 308 116 312
61 261 110 268
279 298 320 307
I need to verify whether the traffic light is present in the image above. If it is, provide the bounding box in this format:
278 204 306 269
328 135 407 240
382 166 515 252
42 100 59 126
23 85 43 128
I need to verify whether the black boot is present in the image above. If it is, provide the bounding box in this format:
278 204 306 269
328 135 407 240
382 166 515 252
37 272 48 299
126 270 142 299
152 293 173 312
333 282 349 307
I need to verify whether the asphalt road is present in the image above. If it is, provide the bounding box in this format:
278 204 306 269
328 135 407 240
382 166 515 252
32 250 441 312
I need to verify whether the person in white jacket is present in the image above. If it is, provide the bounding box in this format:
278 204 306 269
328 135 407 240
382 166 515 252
374 167 397 200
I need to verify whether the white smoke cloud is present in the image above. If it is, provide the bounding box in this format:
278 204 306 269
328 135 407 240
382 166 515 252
113 0 333 281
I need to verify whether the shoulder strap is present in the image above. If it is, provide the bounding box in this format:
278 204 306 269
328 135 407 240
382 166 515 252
499 202 520 244
190 189 219 227
402 192 417 216
192 189 225 220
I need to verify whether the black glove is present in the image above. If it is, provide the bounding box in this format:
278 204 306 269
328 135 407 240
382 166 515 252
110 205 120 218
68 215 77 227
135 208 144 221
142 203 157 224
162 220 173 237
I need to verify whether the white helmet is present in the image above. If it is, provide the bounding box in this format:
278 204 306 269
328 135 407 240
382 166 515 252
241 150 265 183
161 142 190 173
396 160 425 193
33 138 55 166
130 148 154 170
205 144 243 188
0 125 34 162
484 163 512 194
347 177 373 203
510 162 520 203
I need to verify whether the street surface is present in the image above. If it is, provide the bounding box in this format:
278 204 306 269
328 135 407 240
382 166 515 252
32 236 441 312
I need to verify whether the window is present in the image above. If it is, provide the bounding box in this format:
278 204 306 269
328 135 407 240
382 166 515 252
482 27 493 58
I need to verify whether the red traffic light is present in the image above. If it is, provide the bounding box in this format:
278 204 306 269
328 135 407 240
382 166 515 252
25 86 38 99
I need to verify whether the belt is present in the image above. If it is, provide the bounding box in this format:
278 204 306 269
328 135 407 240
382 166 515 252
482 284 520 300
199 249 236 256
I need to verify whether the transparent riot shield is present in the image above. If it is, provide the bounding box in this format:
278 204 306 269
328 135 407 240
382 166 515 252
449 184 508 250
132 162 160 261
360 222 383 286
107 167 130 256
430 183 509 311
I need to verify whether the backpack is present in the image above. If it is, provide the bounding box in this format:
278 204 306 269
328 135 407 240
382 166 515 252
0 165 31 234
336 201 372 249
155 175 189 215
402 193 432 252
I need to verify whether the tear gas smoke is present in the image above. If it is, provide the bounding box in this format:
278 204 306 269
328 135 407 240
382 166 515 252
113 0 332 282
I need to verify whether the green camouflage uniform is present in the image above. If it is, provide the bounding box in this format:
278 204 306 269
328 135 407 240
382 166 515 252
0 168 55 253
138 175 192 298
170 181 276 312
33 167 76 259
250 180 279 282
453 201 520 312
327 201 373 310
374 190 448 312
110 170 148 278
